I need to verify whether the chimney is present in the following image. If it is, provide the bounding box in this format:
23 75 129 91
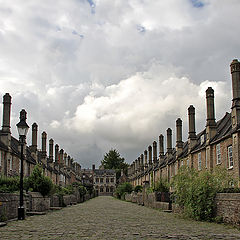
188 105 197 150
159 134 164 159
137 157 141 172
2 93 11 133
64 152 67 166
92 164 95 170
206 87 217 142
55 144 59 163
59 149 64 167
148 145 152 165
176 118 183 155
230 59 240 129
144 150 148 169
41 132 47 157
68 156 71 167
153 141 157 164
49 138 54 163
167 128 173 154
140 153 144 171
31 123 38 152
0 93 12 148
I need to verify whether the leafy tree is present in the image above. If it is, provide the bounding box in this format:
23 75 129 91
115 182 133 199
101 149 128 180
25 165 53 196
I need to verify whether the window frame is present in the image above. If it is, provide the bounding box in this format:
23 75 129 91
216 143 221 164
198 152 202 170
228 145 233 169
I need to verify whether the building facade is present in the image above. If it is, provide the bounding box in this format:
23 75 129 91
128 59 240 187
0 93 82 186
93 168 116 196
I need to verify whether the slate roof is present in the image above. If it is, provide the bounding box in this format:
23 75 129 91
94 169 115 175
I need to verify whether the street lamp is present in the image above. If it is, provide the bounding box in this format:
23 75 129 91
16 109 29 220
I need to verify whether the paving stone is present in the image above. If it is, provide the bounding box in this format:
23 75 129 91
0 196 240 239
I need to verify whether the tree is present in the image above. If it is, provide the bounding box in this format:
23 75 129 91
101 149 128 180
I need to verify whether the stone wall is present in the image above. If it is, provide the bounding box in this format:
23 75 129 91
124 192 170 210
0 193 27 220
28 192 50 212
215 193 240 225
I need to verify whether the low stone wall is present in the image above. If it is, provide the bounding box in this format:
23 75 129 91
63 194 77 206
0 193 27 220
124 192 170 210
215 193 240 225
28 192 50 212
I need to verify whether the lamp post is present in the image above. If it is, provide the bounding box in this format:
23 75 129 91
16 109 29 220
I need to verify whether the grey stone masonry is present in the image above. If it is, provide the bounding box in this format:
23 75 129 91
1 197 240 239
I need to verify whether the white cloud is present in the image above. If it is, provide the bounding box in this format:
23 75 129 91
0 0 239 167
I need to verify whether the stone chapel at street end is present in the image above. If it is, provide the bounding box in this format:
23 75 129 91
128 59 240 187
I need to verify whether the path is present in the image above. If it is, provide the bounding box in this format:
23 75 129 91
1 196 240 239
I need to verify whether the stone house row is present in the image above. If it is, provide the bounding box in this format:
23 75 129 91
0 93 82 186
128 59 240 187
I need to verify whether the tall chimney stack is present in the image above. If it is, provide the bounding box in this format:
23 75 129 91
148 145 152 165
140 154 144 171
188 105 197 150
2 93 11 133
144 150 148 169
153 141 157 164
49 138 54 163
176 118 183 155
159 134 164 159
41 132 47 157
55 144 59 163
230 59 240 129
31 123 38 152
59 149 64 167
206 87 217 142
167 128 173 154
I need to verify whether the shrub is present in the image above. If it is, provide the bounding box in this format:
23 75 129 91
0 175 19 193
154 178 170 193
134 185 143 193
25 165 53 196
171 166 236 221
115 182 133 199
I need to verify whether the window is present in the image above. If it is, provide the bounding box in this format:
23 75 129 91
110 187 114 192
100 187 104 192
111 178 114 183
106 178 109 183
96 178 99 183
100 178 103 183
181 161 183 167
228 145 233 168
187 159 189 167
19 159 21 173
205 150 208 168
201 134 205 145
198 152 201 170
106 187 109 192
9 156 12 170
0 152 1 167
216 143 221 164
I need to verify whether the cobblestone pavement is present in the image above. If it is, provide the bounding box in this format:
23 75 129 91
1 196 240 240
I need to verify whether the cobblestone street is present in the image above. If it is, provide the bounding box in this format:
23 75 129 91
1 196 240 240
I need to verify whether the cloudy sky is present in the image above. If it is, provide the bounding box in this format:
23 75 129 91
0 0 239 168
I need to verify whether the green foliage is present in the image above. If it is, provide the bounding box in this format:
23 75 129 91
115 182 133 199
154 178 170 193
0 175 19 193
172 166 236 221
25 165 53 196
134 185 143 193
101 149 128 180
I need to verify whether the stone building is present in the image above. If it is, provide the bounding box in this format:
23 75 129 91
0 93 82 186
128 59 240 187
93 165 116 196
